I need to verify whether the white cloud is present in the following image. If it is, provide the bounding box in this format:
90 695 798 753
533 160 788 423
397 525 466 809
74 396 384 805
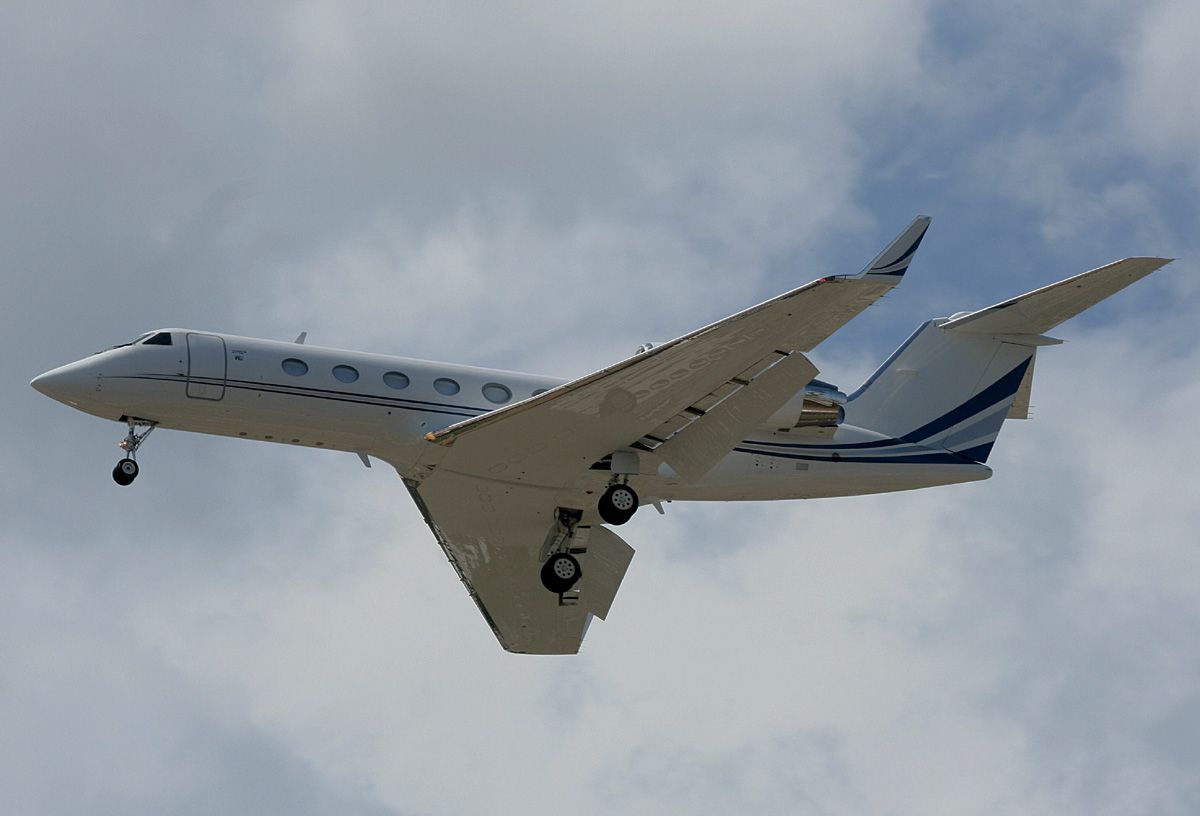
1120 0 1200 174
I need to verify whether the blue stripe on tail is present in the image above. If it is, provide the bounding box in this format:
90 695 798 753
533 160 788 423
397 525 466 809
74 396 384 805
889 357 1032 463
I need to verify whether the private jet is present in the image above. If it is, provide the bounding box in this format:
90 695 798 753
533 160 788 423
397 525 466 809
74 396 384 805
31 217 1171 653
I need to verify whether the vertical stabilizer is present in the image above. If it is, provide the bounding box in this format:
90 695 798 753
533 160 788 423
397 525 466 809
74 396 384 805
843 322 1034 463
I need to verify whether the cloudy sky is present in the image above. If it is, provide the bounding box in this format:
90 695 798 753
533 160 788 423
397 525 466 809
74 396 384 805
4 2 1199 813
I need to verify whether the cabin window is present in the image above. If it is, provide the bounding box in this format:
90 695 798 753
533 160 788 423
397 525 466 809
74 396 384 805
142 332 173 346
332 364 359 383
482 383 512 404
281 358 308 376
383 371 410 390
434 377 460 396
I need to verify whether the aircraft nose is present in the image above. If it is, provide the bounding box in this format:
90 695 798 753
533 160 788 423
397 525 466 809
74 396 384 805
31 361 96 406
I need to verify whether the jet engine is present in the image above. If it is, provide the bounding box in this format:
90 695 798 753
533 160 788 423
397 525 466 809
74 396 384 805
759 379 847 430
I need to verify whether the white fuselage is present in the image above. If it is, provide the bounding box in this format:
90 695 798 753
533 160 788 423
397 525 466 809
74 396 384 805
32 329 991 503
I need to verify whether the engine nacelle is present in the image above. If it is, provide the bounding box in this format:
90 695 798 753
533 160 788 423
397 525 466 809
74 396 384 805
759 379 847 430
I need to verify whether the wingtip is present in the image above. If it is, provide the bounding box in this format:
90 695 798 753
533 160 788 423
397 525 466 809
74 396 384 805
861 215 932 278
1119 256 1175 272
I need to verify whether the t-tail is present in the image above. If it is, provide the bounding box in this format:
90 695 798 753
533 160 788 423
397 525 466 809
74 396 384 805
843 257 1172 463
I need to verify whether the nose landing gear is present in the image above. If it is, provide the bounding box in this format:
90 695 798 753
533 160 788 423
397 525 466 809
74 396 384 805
112 458 139 485
113 419 156 486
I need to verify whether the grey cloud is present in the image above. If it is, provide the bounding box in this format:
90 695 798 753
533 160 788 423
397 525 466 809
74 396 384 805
0 541 405 816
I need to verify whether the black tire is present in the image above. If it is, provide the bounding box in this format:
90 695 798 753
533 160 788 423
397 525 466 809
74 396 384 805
540 552 582 594
112 461 137 486
598 483 638 525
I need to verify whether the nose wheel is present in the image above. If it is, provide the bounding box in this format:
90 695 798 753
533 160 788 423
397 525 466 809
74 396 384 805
598 483 638 525
112 458 139 486
112 419 156 486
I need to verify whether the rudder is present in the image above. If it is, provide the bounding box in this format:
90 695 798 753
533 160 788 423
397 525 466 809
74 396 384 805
843 322 1036 463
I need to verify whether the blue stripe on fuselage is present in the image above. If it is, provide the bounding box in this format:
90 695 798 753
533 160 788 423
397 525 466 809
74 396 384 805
733 446 973 465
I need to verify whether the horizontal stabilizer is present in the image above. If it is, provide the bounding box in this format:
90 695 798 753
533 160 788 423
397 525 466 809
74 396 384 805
942 257 1172 336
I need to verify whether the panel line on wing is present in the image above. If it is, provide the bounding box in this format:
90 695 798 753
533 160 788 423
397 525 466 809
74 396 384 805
629 350 798 456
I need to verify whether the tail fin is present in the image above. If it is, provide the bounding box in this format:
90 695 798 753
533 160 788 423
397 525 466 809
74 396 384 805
844 257 1172 463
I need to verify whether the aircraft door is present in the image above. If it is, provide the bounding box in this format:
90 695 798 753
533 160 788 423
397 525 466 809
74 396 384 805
186 332 226 400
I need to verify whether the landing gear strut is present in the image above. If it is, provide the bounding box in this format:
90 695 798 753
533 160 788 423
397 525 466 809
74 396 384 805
540 508 585 595
113 419 155 486
598 482 638 525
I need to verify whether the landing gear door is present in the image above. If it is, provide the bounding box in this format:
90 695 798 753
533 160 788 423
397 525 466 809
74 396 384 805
186 333 226 400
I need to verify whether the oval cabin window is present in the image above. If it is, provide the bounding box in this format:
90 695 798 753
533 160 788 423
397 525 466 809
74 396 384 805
434 377 460 396
383 371 410 390
482 383 512 404
281 358 308 376
332 364 359 383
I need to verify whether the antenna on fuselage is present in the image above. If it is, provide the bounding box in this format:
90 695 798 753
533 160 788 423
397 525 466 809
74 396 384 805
294 331 307 344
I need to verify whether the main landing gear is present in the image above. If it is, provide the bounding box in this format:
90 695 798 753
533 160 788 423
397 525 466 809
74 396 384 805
112 419 156 486
541 508 585 595
540 551 583 595
598 482 638 526
537 480 641 596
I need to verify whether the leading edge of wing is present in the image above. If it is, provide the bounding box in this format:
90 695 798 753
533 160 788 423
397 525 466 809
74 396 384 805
427 215 931 449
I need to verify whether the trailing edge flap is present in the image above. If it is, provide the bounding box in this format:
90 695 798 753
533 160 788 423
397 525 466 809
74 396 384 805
580 525 635 621
655 352 819 481
942 257 1172 336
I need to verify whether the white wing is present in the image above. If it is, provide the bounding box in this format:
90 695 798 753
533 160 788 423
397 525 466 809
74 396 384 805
405 216 931 653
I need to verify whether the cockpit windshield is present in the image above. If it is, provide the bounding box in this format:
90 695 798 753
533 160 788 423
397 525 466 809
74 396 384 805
100 331 172 352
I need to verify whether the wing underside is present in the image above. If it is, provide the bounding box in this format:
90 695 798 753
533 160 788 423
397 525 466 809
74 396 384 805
404 476 633 654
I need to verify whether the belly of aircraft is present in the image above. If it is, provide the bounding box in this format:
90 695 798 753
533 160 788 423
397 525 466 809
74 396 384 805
646 448 992 503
